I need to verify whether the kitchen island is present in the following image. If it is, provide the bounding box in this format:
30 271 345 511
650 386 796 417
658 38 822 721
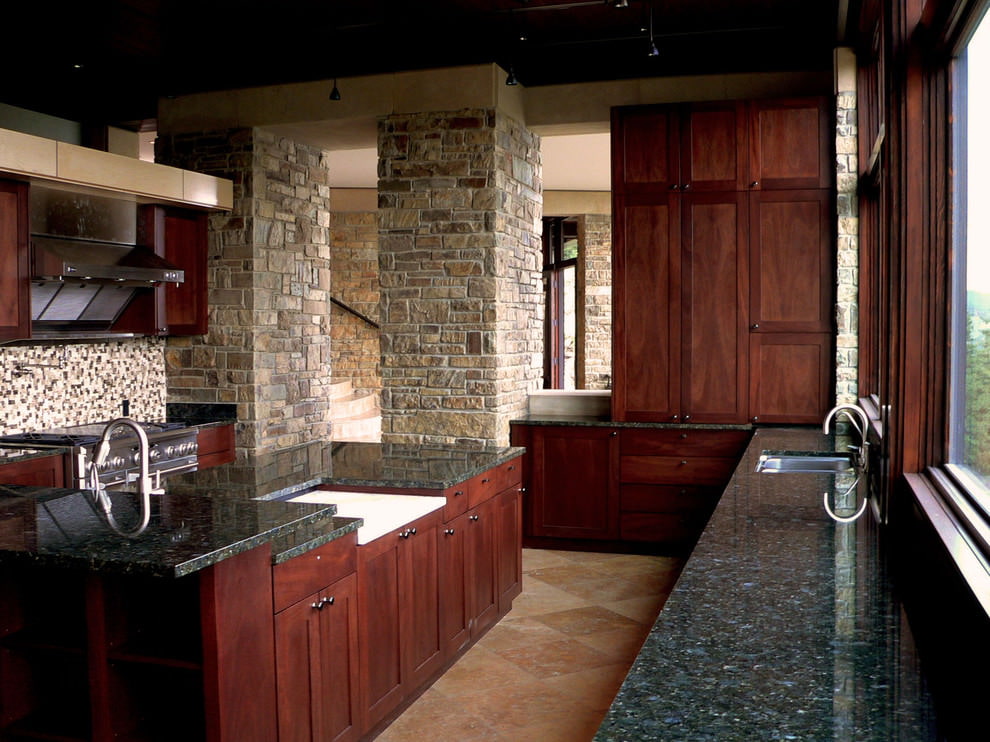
0 439 525 742
595 426 940 741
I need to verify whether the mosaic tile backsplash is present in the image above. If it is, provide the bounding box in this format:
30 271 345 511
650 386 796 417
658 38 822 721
0 339 167 435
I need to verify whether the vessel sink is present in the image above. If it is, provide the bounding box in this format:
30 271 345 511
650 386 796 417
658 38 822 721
755 451 856 473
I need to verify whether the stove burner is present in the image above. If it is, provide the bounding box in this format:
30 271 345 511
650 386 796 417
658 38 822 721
0 432 101 446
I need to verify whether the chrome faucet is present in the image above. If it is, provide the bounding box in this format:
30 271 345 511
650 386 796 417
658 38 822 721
86 417 160 538
823 404 870 470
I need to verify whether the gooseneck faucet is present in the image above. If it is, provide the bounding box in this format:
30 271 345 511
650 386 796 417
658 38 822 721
87 417 160 538
823 403 870 471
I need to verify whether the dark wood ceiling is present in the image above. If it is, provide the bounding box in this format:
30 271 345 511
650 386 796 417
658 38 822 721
3 0 844 127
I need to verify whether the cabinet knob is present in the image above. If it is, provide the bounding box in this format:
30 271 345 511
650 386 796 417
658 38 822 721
444 528 456 536
672 414 679 421
751 323 760 330
399 529 410 539
752 416 759 423
409 527 417 536
455 490 464 497
683 415 691 421
609 430 617 437
323 596 335 607
482 478 491 484
750 181 760 187
680 433 688 439
680 460 689 466
469 514 480 522
670 184 680 191
682 183 691 190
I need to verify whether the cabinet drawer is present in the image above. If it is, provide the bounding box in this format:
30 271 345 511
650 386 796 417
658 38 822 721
619 512 706 544
466 469 499 509
620 428 750 457
620 455 738 485
442 481 470 522
496 456 523 493
273 532 357 613
620 484 719 514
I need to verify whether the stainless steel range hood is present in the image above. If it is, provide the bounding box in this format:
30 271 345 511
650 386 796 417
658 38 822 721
30 236 185 333
32 236 184 285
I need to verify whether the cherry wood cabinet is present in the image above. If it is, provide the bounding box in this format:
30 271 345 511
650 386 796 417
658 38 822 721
117 205 208 336
0 180 30 342
196 424 236 470
356 510 442 734
273 533 359 742
525 425 619 540
0 452 66 487
748 189 834 423
618 428 751 549
749 97 832 190
612 96 834 425
0 181 209 341
0 544 277 742
512 424 750 552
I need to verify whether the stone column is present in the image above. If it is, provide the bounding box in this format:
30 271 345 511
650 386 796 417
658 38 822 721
378 109 543 447
835 49 860 405
156 128 333 454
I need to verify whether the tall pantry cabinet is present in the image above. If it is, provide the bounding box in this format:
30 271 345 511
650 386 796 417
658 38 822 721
611 97 834 424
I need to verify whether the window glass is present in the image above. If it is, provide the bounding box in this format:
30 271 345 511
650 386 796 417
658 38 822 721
952 15 990 488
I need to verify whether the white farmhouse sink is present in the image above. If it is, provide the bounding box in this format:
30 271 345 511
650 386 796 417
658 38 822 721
288 490 444 544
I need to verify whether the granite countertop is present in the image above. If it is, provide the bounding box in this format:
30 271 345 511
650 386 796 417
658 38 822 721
0 484 357 579
0 438 525 579
511 414 752 430
595 426 940 741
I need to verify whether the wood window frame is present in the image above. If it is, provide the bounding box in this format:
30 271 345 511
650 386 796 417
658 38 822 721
858 0 990 607
542 216 578 389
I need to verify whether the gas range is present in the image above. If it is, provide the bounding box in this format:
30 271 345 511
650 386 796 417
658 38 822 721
0 420 199 490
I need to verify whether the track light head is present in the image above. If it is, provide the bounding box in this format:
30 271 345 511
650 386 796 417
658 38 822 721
506 66 519 86
329 78 341 101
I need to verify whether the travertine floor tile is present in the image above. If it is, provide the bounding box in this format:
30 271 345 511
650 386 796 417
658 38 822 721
379 548 683 742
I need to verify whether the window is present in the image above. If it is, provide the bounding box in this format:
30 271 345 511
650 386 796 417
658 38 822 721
542 217 578 389
950 9 990 502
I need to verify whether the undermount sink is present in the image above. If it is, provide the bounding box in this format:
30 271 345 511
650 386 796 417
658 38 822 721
755 451 856 474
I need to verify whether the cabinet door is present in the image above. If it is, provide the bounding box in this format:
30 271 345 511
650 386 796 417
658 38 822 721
748 190 833 423
357 534 404 731
749 190 833 333
680 192 749 423
611 105 680 193
0 454 66 487
612 194 681 421
402 517 442 692
274 574 359 742
529 426 619 540
750 97 831 190
466 498 499 637
681 101 748 191
164 208 208 335
0 180 30 342
438 516 470 659
495 487 522 615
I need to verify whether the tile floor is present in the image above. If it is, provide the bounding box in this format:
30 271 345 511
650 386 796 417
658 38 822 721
376 548 685 742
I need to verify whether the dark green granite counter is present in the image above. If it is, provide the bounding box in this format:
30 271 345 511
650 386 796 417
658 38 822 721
511 413 752 430
595 426 940 741
0 438 524 579
0 484 356 579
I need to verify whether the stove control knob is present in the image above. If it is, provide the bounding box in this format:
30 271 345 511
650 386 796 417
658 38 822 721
149 448 161 462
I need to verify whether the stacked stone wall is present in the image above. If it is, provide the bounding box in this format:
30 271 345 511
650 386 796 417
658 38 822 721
836 92 859 404
578 214 612 390
378 109 543 446
157 128 333 453
330 210 381 391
